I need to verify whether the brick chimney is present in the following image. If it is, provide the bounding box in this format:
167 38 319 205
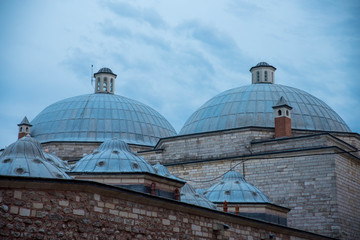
272 96 292 138
18 116 32 139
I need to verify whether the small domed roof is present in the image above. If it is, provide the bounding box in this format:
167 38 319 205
95 67 116 75
71 138 155 173
153 163 183 181
256 62 270 67
31 94 176 146
249 62 276 71
0 136 71 179
205 171 269 203
43 152 71 171
180 84 350 134
180 183 217 209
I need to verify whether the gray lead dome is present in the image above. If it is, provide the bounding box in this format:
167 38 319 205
31 93 177 146
96 67 115 75
0 136 71 179
205 171 269 203
180 84 350 134
71 138 156 173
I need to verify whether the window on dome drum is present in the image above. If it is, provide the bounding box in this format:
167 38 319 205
271 72 274 81
97 78 100 91
278 110 282 116
103 77 107 91
20 127 23 132
256 71 260 81
265 71 268 81
26 127 28 132
286 110 289 116
110 78 113 92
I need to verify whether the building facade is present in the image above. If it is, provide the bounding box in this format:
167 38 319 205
1 63 359 239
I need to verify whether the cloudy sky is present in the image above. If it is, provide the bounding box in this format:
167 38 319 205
0 0 359 148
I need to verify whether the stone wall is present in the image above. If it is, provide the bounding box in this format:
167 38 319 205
158 134 360 239
166 152 344 238
140 128 275 164
334 154 360 240
0 177 333 240
139 129 344 165
41 142 152 162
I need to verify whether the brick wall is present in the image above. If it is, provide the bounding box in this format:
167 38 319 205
0 177 333 240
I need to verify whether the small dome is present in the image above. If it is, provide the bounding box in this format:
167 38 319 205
71 138 155 173
180 183 217 209
31 94 177 146
96 67 115 75
180 84 350 134
249 62 276 72
43 152 71 171
0 136 71 179
153 163 183 181
256 62 270 67
98 138 132 152
205 171 269 203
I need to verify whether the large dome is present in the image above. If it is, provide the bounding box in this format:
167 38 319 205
31 93 176 146
180 83 350 135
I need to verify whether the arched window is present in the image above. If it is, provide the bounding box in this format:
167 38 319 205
103 77 107 91
278 110 282 116
271 72 274 81
286 110 289 116
110 78 113 92
256 71 260 82
26 127 28 132
97 78 100 91
20 127 23 132
265 71 268 81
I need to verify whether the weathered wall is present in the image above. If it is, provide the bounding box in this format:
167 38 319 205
166 153 341 238
0 177 332 240
334 154 360 240
156 134 360 239
41 142 152 162
141 128 275 164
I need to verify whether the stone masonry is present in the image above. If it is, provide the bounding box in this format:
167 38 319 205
137 129 360 239
0 177 334 240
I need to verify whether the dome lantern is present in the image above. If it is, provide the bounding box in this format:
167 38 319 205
249 62 276 84
94 67 117 94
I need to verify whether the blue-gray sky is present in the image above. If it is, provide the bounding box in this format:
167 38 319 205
0 0 359 148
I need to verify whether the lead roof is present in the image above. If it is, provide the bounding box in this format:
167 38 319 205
31 93 177 146
0 136 71 179
205 171 270 203
71 138 156 173
180 84 350 135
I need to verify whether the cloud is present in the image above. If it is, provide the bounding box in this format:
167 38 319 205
61 48 97 81
105 1 167 29
176 20 247 71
